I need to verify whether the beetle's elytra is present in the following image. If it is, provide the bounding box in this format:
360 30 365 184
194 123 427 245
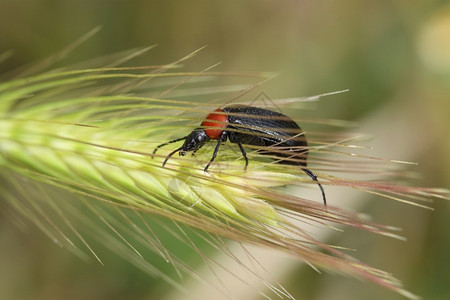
153 105 326 206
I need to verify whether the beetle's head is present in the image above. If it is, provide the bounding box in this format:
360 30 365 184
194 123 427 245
179 129 210 156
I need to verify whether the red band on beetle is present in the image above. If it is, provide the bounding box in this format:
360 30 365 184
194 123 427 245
201 108 228 139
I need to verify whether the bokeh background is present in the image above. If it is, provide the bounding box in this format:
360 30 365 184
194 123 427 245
0 1 449 299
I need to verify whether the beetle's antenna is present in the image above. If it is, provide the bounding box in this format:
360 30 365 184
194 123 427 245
162 147 184 167
152 137 187 157
301 168 327 206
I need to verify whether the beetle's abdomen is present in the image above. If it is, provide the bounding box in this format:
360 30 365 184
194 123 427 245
223 105 309 166
201 108 228 139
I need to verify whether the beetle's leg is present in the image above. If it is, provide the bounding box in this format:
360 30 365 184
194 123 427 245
204 132 226 172
236 140 249 171
229 132 249 171
152 136 187 158
301 167 327 207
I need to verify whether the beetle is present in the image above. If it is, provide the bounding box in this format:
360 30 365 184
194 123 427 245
153 105 326 206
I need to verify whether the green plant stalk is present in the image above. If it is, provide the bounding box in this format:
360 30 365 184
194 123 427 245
1 60 447 299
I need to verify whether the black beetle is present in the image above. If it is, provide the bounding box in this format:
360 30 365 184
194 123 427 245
153 105 326 205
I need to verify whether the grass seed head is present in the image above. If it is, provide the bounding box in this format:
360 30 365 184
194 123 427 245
1 47 448 299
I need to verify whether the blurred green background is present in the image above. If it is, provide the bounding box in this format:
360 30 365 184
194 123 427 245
1 1 449 299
